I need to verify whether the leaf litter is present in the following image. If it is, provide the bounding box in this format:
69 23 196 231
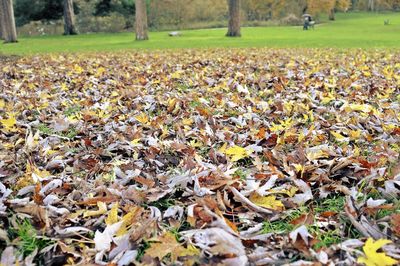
0 49 399 265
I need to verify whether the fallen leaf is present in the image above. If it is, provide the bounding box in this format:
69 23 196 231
357 238 398 266
83 202 107 218
225 145 252 162
105 202 119 225
145 232 187 261
0 113 17 131
249 193 284 211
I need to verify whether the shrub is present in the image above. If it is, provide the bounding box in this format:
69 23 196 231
280 14 302 26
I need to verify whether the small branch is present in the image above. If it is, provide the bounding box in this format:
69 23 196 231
344 197 371 238
230 187 273 215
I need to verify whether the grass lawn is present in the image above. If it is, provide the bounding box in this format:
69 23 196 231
1 12 400 55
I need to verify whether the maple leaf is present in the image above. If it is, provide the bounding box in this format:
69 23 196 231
348 129 362 140
346 103 375 113
182 118 194 126
145 232 192 261
16 162 51 189
306 145 331 161
25 131 40 151
189 139 203 148
105 202 119 225
218 143 228 153
269 187 298 197
73 64 84 74
0 113 17 131
331 131 348 142
83 202 107 218
357 238 398 266
225 145 252 162
116 206 142 236
320 92 335 104
293 164 304 173
135 112 149 124
249 193 284 211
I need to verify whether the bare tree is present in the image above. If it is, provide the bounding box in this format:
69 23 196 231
226 0 241 37
0 0 17 43
135 0 148 40
63 0 78 35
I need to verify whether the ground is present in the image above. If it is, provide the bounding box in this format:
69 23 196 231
0 12 400 266
1 12 400 55
0 48 399 265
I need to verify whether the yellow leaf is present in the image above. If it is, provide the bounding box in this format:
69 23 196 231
60 83 68 91
1 113 17 131
357 238 398 266
348 130 361 140
102 172 116 182
135 113 149 124
270 118 293 132
0 99 5 109
331 131 348 142
130 138 141 146
111 91 119 97
105 202 119 225
2 143 14 150
171 70 183 79
363 71 372 77
145 232 187 261
73 64 84 74
225 145 252 162
354 145 360 156
283 101 294 113
347 104 374 113
182 118 194 126
270 122 285 132
26 131 40 150
16 163 51 189
321 92 335 104
178 244 200 257
96 67 106 77
249 193 284 211
31 166 51 183
168 98 177 111
306 148 329 161
269 187 298 197
83 202 107 218
298 131 306 142
218 143 227 154
382 123 396 133
189 139 202 148
293 164 304 173
116 206 141 236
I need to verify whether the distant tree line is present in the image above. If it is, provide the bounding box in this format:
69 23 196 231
1 0 400 43
8 0 400 29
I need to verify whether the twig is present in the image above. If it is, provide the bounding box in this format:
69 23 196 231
344 197 371 238
229 187 273 215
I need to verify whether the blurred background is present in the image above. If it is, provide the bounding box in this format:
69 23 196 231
14 0 400 37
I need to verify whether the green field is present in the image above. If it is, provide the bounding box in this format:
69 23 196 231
0 12 399 55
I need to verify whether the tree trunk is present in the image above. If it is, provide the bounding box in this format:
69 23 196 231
1 0 17 43
226 0 241 37
368 0 375 11
329 9 335 20
63 0 77 35
135 0 148 41
0 3 5 40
